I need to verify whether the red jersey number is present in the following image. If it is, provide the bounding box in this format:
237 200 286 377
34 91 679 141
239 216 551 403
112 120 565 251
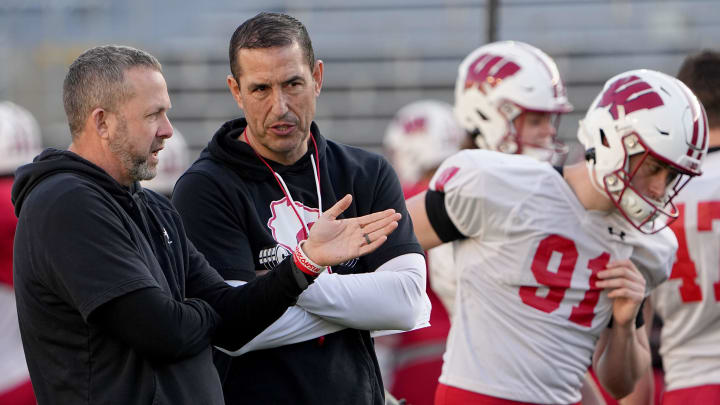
669 202 720 302
519 234 610 327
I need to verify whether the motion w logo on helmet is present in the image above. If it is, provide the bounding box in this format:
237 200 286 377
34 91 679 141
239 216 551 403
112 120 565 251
401 116 427 135
465 54 521 92
597 75 664 120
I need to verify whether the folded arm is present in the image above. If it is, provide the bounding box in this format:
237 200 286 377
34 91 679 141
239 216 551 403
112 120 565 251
90 287 220 362
216 290 346 356
296 253 428 331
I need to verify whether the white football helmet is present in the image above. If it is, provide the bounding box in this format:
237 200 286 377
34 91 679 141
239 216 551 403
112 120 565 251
384 100 465 185
454 41 573 161
141 127 190 196
0 101 42 175
578 69 708 234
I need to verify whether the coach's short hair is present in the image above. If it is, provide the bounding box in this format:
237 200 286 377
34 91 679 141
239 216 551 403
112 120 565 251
677 50 720 128
63 45 162 138
228 12 315 80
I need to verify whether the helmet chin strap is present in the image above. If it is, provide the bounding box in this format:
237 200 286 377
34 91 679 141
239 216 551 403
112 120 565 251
594 151 663 232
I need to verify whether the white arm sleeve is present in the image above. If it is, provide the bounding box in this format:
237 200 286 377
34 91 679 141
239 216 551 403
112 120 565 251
295 253 429 331
215 280 346 357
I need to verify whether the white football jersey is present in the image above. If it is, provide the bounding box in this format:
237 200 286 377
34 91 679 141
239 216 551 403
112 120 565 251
652 150 720 392
428 243 458 317
429 150 676 404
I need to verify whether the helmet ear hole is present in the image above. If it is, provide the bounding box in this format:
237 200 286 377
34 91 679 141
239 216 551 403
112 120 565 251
600 129 609 147
475 109 489 121
584 147 596 163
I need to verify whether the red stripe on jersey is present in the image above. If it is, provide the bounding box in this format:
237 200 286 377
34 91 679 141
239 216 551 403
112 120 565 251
433 166 460 192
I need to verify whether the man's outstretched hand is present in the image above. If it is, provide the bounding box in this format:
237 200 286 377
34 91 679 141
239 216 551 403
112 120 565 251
303 194 401 266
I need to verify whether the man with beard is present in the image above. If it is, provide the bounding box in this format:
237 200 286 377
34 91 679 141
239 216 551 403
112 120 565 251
172 12 429 405
11 45 400 405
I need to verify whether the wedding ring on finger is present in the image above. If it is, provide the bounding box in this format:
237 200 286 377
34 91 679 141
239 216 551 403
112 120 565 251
363 233 372 245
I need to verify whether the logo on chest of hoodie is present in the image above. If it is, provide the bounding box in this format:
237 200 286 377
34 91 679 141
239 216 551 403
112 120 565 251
267 197 320 250
261 197 358 271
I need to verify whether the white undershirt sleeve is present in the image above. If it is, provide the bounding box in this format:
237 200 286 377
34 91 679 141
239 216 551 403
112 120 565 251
296 253 429 331
216 252 429 356
215 280 346 356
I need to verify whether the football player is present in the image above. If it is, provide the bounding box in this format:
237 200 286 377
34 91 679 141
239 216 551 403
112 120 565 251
428 40 574 317
646 50 720 404
408 69 708 404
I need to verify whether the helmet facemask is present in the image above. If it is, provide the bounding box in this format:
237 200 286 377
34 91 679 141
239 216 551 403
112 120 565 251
463 97 568 164
511 108 568 164
591 132 696 234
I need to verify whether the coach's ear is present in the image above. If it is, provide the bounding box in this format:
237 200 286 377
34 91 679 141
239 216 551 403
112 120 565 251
312 59 323 96
89 107 113 140
227 75 244 110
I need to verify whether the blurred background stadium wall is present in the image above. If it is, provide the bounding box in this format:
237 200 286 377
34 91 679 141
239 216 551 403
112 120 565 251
1 0 719 162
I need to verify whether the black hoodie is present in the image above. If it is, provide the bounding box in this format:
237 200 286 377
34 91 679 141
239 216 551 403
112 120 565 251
173 119 423 405
12 149 310 405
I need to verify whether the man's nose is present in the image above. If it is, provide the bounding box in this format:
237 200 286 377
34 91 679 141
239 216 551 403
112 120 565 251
543 120 557 140
159 113 173 139
270 90 289 117
647 171 669 200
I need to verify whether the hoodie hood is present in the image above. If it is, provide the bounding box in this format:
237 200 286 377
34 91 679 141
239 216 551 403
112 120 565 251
12 148 138 217
202 118 328 181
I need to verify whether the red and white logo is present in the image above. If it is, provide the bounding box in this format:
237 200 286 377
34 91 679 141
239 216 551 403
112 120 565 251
464 53 521 93
597 75 664 120
401 116 427 135
267 197 320 251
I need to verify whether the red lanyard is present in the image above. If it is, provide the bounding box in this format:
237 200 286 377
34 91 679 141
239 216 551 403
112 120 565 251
243 128 321 240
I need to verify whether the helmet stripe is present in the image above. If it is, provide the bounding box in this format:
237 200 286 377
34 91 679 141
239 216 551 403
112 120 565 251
699 104 708 150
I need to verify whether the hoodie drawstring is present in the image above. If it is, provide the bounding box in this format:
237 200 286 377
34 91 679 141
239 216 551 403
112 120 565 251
242 128 322 241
